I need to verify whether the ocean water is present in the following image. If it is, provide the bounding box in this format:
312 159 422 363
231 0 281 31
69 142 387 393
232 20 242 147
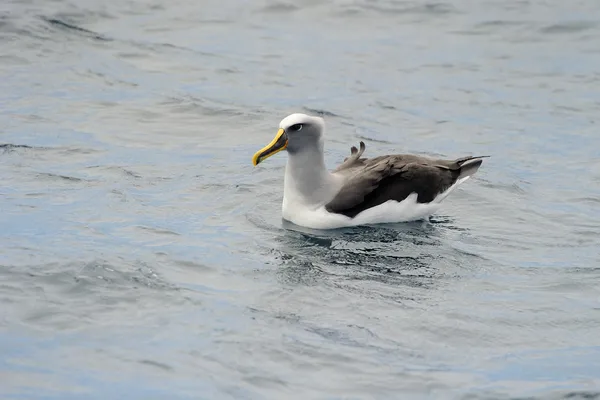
1 0 600 398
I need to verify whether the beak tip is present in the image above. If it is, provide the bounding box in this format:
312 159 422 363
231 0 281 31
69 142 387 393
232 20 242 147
252 128 286 167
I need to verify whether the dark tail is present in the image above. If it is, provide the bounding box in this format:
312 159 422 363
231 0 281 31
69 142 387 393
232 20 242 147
456 156 489 180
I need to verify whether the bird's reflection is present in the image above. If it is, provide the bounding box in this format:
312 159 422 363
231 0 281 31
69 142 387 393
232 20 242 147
274 216 460 289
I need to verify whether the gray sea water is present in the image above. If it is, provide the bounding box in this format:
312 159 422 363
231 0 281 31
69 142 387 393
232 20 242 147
1 0 600 398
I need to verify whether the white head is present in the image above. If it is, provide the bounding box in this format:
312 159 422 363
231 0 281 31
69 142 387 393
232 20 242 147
252 113 325 166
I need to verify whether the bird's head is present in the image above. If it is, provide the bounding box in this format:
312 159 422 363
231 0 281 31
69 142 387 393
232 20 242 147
252 113 325 166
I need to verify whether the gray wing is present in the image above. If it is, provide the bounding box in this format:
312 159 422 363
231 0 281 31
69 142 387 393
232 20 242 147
326 142 487 218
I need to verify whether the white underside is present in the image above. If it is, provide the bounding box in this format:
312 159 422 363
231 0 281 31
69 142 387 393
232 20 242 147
281 176 471 230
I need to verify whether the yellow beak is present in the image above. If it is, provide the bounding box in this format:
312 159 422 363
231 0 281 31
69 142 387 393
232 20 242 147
252 128 288 166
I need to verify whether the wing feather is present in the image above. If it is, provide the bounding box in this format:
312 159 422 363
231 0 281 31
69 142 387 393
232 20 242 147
326 142 487 218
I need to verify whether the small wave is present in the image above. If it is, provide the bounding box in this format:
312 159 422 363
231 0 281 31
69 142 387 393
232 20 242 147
161 95 250 118
302 107 340 117
41 16 111 41
454 20 528 36
85 165 143 179
138 359 173 372
480 181 527 195
569 196 600 205
135 225 182 237
35 172 85 183
402 2 457 15
356 135 394 144
374 102 397 111
74 260 177 292
0 143 35 152
477 20 528 28
360 2 459 16
540 21 598 34
259 2 300 13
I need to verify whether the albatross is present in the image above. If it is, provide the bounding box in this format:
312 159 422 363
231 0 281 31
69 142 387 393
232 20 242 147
252 113 487 230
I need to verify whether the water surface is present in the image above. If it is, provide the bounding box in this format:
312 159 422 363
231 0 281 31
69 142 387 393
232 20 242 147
1 0 600 398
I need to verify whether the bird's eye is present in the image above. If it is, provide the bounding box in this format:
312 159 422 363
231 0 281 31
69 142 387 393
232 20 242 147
288 124 303 132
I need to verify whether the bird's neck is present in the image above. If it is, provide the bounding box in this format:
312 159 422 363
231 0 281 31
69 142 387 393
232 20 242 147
284 144 339 207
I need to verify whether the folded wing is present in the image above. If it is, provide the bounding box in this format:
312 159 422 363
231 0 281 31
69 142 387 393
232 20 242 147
326 142 487 218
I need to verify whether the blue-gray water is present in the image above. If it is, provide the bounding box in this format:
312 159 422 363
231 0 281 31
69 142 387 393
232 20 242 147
1 0 600 398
